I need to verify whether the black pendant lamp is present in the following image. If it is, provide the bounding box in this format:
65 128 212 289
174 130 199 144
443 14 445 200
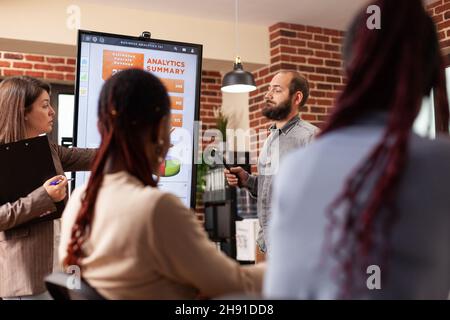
221 0 256 93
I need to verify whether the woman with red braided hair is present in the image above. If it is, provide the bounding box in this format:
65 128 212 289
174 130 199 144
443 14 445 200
58 69 264 300
264 0 450 299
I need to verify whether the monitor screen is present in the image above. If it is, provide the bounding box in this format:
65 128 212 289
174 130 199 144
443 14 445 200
74 30 202 208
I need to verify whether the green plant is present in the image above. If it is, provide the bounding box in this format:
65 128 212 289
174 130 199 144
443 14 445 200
195 155 211 209
213 107 228 142
196 161 209 194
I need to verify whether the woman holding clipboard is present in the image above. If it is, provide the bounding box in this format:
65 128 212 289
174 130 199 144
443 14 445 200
0 76 96 299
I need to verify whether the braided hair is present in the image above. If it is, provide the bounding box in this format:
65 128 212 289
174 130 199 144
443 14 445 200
64 69 170 268
319 0 449 297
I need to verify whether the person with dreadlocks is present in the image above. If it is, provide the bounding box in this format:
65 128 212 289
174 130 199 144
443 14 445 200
58 69 264 300
264 0 450 299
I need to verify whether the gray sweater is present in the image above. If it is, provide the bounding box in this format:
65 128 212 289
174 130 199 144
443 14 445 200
264 117 450 299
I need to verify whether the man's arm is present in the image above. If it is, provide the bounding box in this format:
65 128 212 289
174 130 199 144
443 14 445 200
246 175 258 198
224 167 258 198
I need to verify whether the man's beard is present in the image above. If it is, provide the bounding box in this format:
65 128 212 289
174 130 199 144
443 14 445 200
262 98 292 121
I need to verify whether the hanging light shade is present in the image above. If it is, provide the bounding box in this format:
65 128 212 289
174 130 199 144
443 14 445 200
221 0 256 93
221 56 256 93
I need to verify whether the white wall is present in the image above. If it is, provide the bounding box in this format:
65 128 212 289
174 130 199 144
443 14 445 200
222 92 250 151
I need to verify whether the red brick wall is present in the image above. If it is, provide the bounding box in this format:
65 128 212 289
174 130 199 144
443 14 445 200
250 23 345 130
248 22 345 168
199 70 222 131
0 51 76 82
195 70 223 217
428 0 450 59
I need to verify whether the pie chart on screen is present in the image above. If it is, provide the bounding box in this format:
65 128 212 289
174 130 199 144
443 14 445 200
159 156 181 177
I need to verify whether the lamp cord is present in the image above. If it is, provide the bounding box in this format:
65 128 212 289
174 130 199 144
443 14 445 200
235 0 239 60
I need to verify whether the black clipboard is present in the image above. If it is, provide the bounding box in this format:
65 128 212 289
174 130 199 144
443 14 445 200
0 136 62 228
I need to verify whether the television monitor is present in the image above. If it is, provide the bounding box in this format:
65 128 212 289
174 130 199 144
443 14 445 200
74 30 202 208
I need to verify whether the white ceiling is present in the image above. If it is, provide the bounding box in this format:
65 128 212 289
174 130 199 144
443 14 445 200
78 0 367 30
80 0 437 30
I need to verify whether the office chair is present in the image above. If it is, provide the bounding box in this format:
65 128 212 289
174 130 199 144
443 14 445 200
44 272 106 300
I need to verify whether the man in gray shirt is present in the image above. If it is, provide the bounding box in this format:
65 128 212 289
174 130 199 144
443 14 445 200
225 71 319 254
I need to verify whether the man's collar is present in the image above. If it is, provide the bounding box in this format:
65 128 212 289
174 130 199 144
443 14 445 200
269 115 300 135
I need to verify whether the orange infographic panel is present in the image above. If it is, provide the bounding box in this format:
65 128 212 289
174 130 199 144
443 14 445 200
161 78 185 93
102 50 144 80
171 114 183 127
170 96 184 110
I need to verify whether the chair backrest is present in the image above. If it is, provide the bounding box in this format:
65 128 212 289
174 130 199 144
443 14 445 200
44 272 106 300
